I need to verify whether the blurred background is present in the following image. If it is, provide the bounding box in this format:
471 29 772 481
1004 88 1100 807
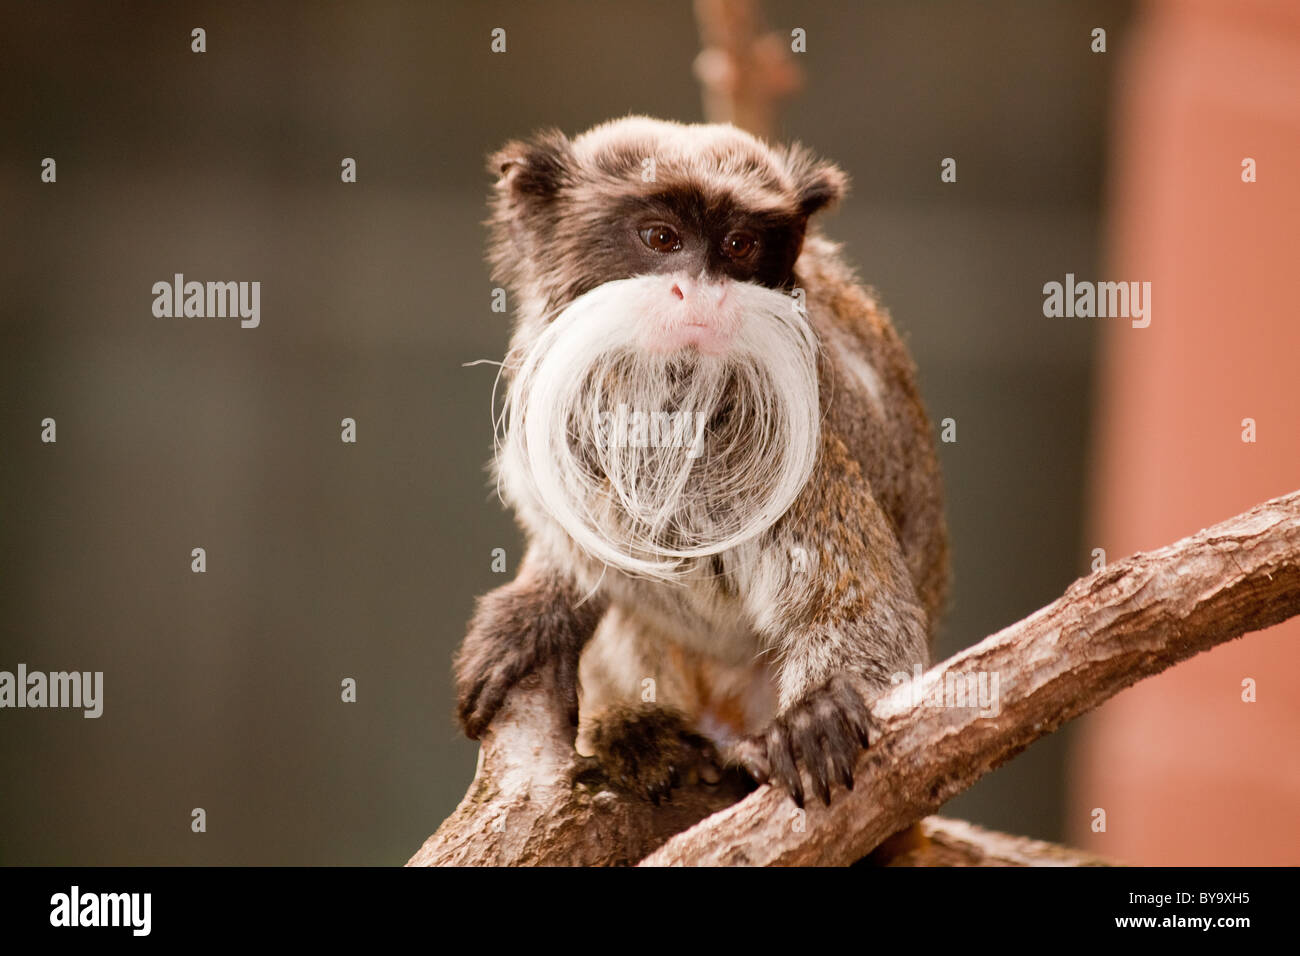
2 0 1295 865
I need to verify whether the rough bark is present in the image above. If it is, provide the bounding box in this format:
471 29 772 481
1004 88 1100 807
406 671 753 867
409 489 1300 867
868 817 1116 867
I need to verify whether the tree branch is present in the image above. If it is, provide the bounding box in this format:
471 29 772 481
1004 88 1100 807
406 672 751 867
692 0 802 139
409 489 1300 867
868 817 1116 867
642 489 1300 865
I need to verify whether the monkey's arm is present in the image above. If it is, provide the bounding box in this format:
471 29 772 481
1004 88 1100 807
455 551 608 739
734 436 930 807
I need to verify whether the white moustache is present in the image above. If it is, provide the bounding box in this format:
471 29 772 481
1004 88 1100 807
498 274 821 580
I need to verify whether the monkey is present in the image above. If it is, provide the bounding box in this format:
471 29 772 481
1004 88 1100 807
455 116 948 809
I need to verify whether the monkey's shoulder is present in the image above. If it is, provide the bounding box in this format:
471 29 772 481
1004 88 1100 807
796 234 893 337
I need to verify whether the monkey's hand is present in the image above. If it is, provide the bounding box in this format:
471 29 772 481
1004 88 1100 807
731 673 874 808
454 559 607 740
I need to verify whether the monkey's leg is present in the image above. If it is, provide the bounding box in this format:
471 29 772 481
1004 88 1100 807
732 452 930 807
576 705 723 804
576 614 746 803
454 553 607 739
733 604 927 807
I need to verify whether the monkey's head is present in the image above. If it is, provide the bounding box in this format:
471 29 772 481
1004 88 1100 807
489 117 848 580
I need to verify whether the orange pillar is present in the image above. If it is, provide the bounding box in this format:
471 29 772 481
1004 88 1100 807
1070 0 1300 864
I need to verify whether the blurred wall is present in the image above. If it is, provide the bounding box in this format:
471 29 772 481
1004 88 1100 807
1070 0 1300 864
1 0 1127 864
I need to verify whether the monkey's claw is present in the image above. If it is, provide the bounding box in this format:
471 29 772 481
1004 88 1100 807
732 673 873 808
455 638 581 740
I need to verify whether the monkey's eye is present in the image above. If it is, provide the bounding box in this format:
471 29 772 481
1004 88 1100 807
721 230 757 260
639 224 682 253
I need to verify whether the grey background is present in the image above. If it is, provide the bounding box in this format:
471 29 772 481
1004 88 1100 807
1 0 1128 864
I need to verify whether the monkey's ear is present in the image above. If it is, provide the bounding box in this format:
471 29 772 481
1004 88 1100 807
489 130 574 203
782 144 849 217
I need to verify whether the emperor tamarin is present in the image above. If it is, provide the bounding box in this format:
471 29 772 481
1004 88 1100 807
455 116 948 807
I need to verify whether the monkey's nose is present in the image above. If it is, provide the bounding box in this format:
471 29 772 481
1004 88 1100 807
668 276 727 307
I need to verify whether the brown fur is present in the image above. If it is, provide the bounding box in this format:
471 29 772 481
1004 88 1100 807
455 556 607 738
458 117 949 808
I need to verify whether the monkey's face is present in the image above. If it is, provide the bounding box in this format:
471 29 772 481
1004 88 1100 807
489 118 846 579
